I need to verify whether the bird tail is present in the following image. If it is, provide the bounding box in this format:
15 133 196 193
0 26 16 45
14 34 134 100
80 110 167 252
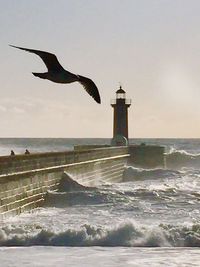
32 72 47 79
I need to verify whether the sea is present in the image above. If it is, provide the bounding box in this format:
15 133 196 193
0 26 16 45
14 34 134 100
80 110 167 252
0 138 200 267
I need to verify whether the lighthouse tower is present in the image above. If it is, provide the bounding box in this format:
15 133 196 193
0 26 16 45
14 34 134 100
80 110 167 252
111 86 131 145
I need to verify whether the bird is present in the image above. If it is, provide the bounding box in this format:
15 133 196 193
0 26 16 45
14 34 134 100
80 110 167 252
10 45 101 104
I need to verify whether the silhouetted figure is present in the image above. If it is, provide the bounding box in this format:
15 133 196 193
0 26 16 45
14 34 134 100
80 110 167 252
10 45 101 104
10 150 15 156
25 149 30 155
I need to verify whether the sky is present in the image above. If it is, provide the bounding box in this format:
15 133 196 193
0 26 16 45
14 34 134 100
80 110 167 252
1 0 200 138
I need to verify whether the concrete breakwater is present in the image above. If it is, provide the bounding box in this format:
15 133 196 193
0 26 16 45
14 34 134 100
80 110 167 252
0 146 129 218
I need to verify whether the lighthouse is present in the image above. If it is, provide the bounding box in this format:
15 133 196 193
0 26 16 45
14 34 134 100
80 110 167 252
111 86 131 145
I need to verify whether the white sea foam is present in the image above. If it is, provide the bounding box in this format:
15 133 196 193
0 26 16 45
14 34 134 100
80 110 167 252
1 219 200 247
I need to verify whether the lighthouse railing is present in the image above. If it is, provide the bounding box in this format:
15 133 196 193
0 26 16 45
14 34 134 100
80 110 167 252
110 99 131 105
125 99 131 105
110 99 117 105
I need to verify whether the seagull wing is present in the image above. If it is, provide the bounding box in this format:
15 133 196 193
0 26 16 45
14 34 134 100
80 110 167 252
10 45 64 72
78 75 101 104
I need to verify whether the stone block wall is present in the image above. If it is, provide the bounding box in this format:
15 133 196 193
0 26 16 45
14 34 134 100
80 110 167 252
0 147 129 218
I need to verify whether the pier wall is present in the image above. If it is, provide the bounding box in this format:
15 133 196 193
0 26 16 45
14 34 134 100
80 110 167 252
128 144 165 168
0 147 129 218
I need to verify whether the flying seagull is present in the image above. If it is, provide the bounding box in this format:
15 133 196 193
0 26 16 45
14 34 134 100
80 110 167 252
10 45 101 104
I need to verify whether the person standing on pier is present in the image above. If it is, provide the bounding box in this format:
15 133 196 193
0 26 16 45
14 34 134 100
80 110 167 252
25 149 30 155
10 150 15 156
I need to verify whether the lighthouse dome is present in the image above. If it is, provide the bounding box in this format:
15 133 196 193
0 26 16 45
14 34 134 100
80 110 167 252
116 86 126 99
116 86 125 94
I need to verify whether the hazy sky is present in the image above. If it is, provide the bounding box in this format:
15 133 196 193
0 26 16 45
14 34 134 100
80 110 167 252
1 0 200 138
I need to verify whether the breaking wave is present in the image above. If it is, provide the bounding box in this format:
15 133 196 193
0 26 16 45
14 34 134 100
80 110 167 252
43 169 200 208
166 148 200 169
1 221 200 247
123 166 181 181
44 173 127 207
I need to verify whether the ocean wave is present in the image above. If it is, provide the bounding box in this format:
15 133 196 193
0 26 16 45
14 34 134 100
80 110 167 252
1 221 200 247
44 172 131 207
58 172 94 192
44 190 116 207
166 148 200 169
44 184 185 208
123 166 181 181
44 170 199 207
